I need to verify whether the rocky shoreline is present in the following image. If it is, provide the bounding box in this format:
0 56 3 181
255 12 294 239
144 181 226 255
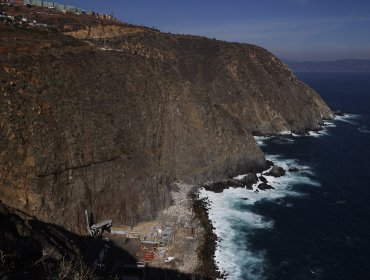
189 191 222 279
201 160 291 194
193 118 343 278
191 160 291 279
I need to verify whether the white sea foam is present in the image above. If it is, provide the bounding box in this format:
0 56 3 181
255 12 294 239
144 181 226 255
308 130 328 137
291 127 330 138
323 121 336 128
233 174 247 180
199 188 270 280
282 138 295 143
254 115 358 145
255 126 332 144
200 154 320 280
253 136 270 147
278 130 292 135
334 114 360 125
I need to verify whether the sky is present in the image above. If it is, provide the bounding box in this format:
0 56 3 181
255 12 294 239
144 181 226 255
56 0 370 61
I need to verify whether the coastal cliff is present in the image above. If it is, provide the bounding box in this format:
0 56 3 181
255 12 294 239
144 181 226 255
0 5 332 234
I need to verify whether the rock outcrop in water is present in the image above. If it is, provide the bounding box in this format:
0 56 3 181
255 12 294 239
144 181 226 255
267 166 286 177
0 5 332 233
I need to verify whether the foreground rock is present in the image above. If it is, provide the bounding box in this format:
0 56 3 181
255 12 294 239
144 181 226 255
311 125 323 132
265 160 275 168
257 183 275 191
289 166 301 172
267 166 286 177
203 179 244 193
334 110 345 116
239 173 258 187
259 175 268 183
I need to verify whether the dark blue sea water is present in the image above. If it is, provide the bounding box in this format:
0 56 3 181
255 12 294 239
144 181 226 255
200 72 370 280
253 72 370 280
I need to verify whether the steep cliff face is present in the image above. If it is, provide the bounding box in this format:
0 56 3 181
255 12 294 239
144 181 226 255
0 7 332 233
97 31 332 135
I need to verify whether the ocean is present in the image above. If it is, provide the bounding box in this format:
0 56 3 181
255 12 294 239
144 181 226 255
200 72 370 280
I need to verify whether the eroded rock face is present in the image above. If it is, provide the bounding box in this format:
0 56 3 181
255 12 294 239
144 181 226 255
0 9 332 233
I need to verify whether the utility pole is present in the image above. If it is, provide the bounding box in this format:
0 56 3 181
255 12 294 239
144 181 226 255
85 209 92 236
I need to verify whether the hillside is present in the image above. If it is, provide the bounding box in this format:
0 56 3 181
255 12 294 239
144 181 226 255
0 3 332 236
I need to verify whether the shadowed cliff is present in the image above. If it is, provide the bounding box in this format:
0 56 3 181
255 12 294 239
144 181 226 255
0 5 332 234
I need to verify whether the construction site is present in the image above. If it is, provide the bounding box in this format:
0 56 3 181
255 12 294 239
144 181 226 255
84 184 202 280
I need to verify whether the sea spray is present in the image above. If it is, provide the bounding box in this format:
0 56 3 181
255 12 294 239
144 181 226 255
199 139 322 279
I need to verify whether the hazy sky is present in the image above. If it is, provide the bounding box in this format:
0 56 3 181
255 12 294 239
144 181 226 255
56 0 370 61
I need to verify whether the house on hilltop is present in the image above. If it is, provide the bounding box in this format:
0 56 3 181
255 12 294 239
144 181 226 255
23 0 83 13
1 0 117 21
0 0 23 5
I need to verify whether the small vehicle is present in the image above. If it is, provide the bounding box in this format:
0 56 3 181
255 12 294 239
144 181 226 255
165 256 175 263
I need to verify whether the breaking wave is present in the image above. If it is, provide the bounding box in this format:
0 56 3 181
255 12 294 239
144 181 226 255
199 151 320 280
334 114 360 125
254 136 268 147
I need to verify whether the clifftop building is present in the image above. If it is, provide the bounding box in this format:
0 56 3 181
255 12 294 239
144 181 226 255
1 0 83 13
0 0 23 5
1 0 117 21
23 0 83 13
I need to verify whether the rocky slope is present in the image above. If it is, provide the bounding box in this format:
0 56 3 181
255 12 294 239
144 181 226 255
0 5 332 234
0 203 96 280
